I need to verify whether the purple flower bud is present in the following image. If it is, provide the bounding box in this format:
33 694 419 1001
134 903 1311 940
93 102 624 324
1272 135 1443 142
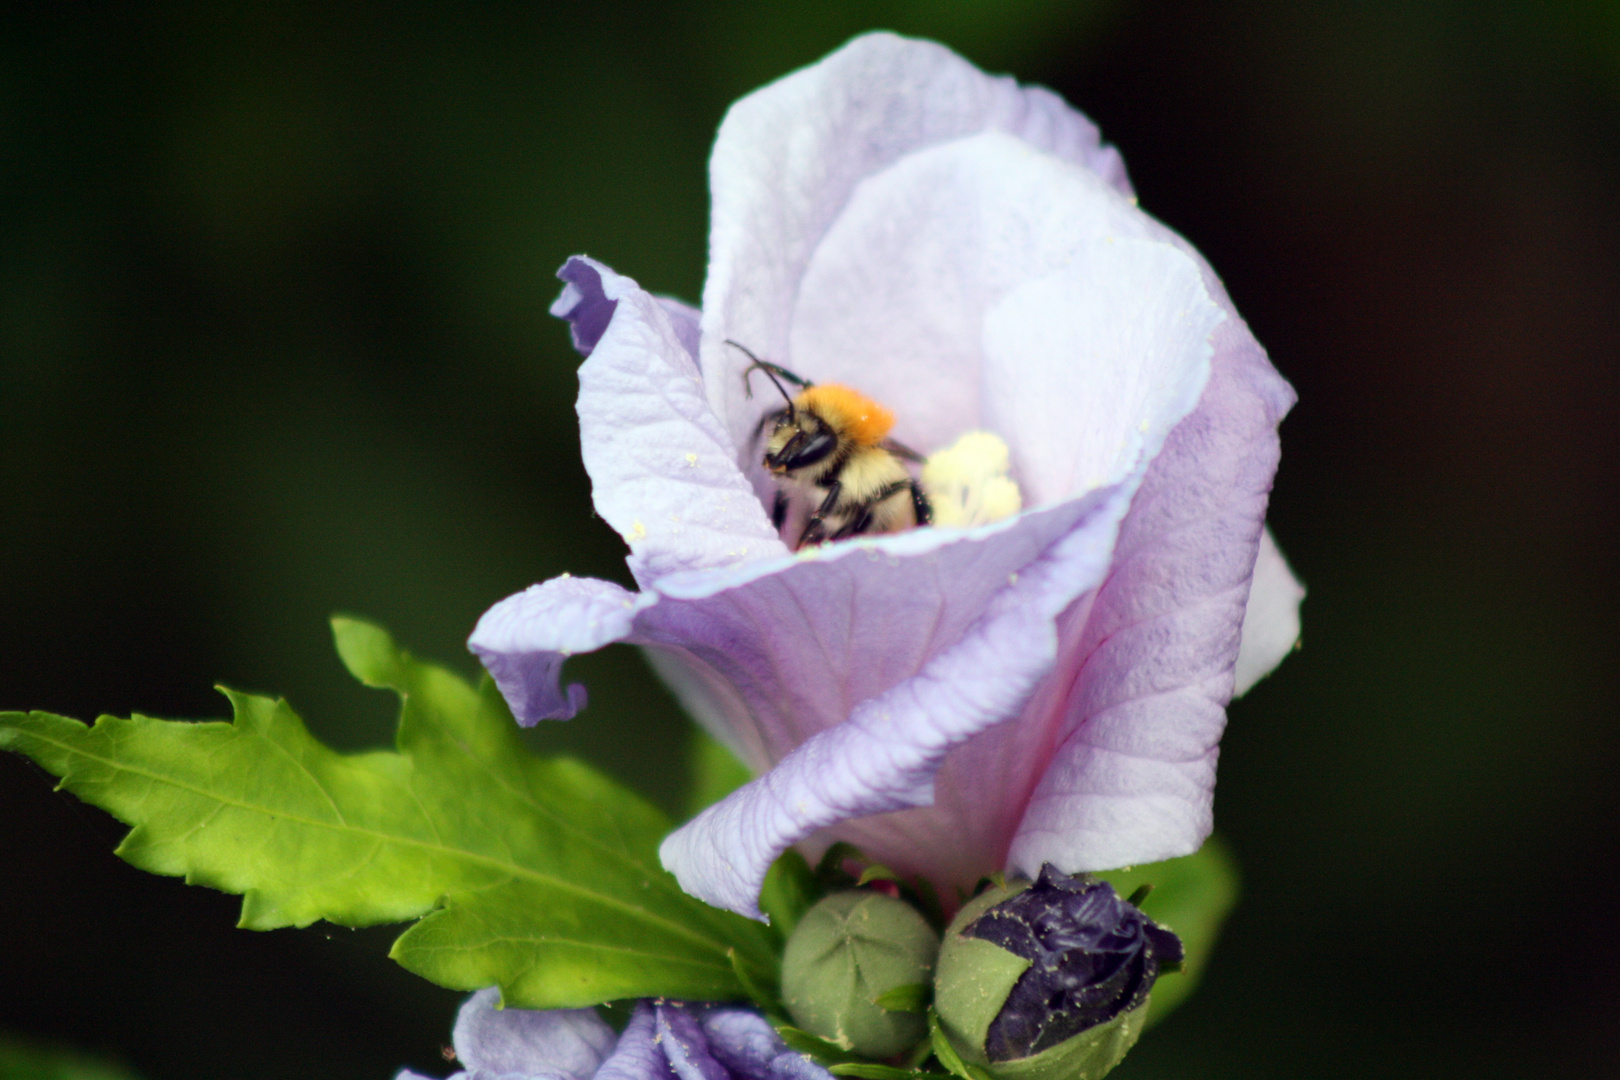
933 868 1181 1079
962 867 1181 1061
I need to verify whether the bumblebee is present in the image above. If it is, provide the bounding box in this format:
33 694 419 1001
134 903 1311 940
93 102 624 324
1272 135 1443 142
732 341 932 549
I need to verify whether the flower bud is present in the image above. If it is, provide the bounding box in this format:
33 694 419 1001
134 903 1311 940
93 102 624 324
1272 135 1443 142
934 866 1183 1080
780 889 940 1058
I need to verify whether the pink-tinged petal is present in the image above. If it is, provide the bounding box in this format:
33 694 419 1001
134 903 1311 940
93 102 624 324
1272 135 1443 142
635 494 1100 775
452 988 617 1080
659 483 1134 918
1233 525 1305 696
468 575 647 724
653 203 1225 913
700 32 1132 463
564 256 787 584
800 277 1291 889
1002 312 1295 876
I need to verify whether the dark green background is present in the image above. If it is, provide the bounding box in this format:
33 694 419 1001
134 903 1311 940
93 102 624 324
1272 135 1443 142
4 2 1617 1077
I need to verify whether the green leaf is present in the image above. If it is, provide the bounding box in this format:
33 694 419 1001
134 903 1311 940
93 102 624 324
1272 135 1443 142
0 1034 141 1080
776 1025 865 1065
927 1009 994 1080
856 863 900 886
758 848 820 938
1097 835 1240 1027
0 617 779 1009
685 726 753 819
873 982 930 1014
829 1065 938 1080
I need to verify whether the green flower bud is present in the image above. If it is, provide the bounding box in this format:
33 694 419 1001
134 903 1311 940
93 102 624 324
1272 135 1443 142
780 889 940 1058
934 866 1183 1080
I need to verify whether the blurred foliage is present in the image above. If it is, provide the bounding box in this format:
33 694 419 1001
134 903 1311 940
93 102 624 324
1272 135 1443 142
2 1 1618 1079
0 1036 140 1080
1099 839 1239 1029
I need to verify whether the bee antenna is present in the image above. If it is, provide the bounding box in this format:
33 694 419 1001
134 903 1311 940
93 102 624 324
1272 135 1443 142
726 340 796 414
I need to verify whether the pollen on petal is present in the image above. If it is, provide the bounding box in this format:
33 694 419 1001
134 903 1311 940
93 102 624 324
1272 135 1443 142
799 384 895 445
922 431 1024 527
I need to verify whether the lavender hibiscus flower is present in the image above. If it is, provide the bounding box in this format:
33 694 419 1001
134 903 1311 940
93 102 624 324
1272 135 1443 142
397 990 831 1080
470 33 1302 920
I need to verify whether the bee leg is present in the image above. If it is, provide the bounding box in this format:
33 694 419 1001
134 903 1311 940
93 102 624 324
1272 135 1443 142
910 479 932 526
835 481 909 540
771 489 789 531
831 506 874 540
798 481 842 548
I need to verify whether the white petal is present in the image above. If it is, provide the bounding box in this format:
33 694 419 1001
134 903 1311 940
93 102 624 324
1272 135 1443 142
1233 525 1305 696
568 257 787 584
701 33 1132 466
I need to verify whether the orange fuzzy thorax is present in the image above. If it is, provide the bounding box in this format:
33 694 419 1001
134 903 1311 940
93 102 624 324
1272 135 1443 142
798 384 895 446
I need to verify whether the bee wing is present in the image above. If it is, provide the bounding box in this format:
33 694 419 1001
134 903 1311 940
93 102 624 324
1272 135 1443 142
879 436 927 463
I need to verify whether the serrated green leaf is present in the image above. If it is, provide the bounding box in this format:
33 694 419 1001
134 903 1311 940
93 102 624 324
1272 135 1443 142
0 618 779 1009
1097 835 1240 1027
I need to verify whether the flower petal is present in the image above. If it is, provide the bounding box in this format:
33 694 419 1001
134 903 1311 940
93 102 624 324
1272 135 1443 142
564 256 787 584
778 133 1193 461
696 1008 783 1076
1232 525 1305 696
551 258 619 358
980 237 1225 507
658 484 1135 917
655 1003 730 1080
700 1007 834 1080
1002 311 1296 875
655 295 702 366
595 1002 675 1080
654 178 1226 913
700 32 1132 464
468 574 648 724
473 489 1107 747
489 36 1298 917
451 988 617 1080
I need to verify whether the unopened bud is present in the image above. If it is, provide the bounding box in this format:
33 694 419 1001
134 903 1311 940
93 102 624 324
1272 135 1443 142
780 889 939 1057
934 866 1183 1080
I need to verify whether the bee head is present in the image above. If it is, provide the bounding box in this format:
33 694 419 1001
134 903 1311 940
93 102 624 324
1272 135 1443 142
765 409 838 475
